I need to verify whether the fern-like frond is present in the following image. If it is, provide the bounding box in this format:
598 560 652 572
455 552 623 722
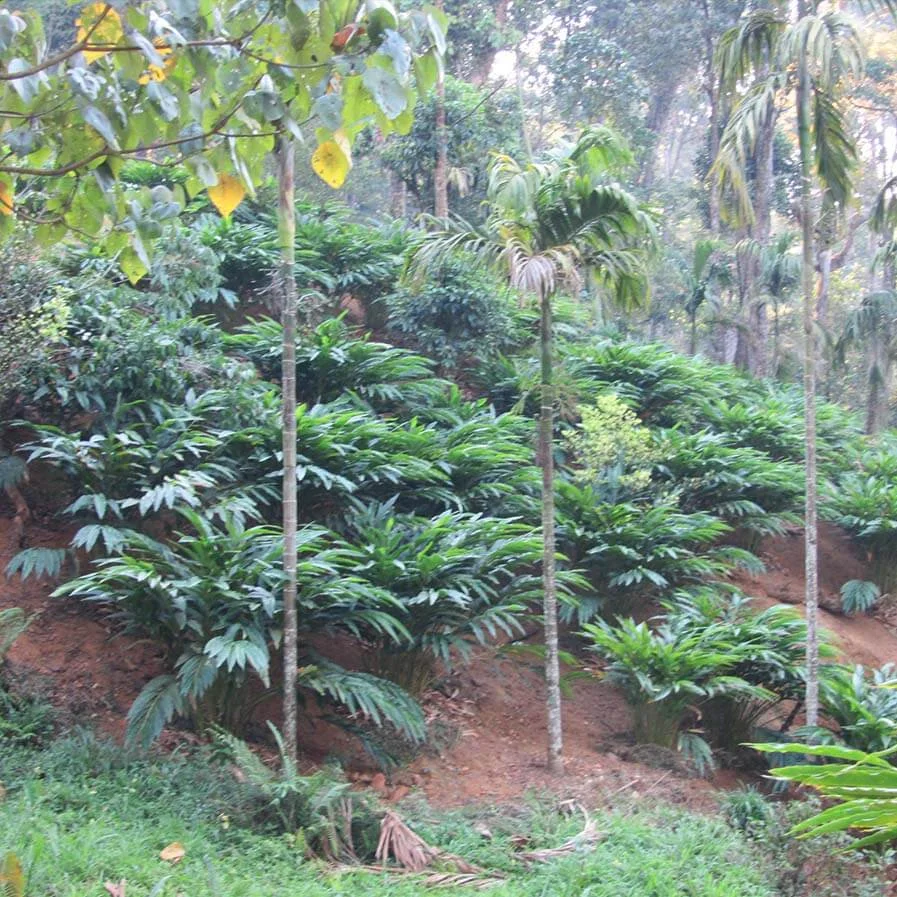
0 608 31 662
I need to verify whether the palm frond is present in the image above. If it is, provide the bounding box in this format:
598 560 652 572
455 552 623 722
716 11 787 92
871 175 897 236
812 87 857 207
712 74 783 226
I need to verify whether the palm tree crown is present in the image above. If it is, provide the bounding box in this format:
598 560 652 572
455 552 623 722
411 127 657 308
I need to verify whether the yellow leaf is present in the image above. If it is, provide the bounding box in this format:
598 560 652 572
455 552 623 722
138 44 176 84
0 852 24 897
0 181 14 217
207 173 245 218
119 247 147 285
159 842 186 864
138 64 166 85
312 139 352 189
76 3 123 64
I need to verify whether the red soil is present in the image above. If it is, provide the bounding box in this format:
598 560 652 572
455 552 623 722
1 514 894 810
731 522 897 668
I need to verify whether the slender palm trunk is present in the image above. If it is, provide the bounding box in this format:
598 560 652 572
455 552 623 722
277 135 300 764
796 7 820 728
434 79 448 217
540 292 563 775
866 342 890 435
433 0 448 219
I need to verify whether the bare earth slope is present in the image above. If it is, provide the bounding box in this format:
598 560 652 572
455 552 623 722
2 516 895 808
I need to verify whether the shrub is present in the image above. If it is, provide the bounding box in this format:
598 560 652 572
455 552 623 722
386 252 518 369
345 501 542 692
651 429 803 542
666 589 836 758
413 391 539 518
699 396 806 463
755 741 897 851
582 614 767 757
565 393 658 498
721 783 892 895
0 240 70 411
840 580 881 616
13 386 280 560
825 445 897 592
30 285 233 418
119 159 190 189
145 226 234 319
563 340 736 427
721 787 775 839
198 216 282 294
199 207 405 306
556 483 756 622
584 593 829 765
53 510 424 747
818 664 897 753
295 210 406 305
217 724 380 856
225 316 446 413
0 608 30 663
0 609 53 746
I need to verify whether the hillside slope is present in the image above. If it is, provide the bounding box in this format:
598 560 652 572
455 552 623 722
4 514 896 810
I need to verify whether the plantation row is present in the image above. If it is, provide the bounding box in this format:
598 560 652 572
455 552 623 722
4 203 897 770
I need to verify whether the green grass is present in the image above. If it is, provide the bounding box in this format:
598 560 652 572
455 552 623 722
0 731 777 896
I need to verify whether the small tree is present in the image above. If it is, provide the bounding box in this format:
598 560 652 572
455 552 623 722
411 128 656 773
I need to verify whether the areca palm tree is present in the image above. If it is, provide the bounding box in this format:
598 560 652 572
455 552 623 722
713 0 895 725
836 291 897 434
411 128 656 774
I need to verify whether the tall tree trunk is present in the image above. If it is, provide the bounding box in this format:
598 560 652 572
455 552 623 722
434 0 448 219
434 80 448 217
866 342 890 434
796 5 820 728
389 170 407 220
516 56 534 163
470 0 509 84
540 292 563 776
701 0 722 233
277 135 300 764
748 109 774 377
772 300 781 377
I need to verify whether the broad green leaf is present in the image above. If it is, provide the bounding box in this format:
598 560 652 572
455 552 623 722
362 65 407 119
83 105 120 150
313 92 343 130
120 246 148 285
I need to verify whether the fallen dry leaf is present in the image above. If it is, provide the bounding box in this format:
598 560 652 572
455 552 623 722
103 879 126 897
159 842 186 864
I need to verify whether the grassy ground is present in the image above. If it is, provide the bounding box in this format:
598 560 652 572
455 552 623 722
0 729 887 897
0 730 778 897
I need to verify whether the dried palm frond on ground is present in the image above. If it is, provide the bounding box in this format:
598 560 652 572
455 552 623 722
376 810 480 873
515 803 605 865
333 866 505 891
367 810 505 888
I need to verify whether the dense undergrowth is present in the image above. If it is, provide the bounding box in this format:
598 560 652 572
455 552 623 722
3 200 897 779
6 733 885 897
